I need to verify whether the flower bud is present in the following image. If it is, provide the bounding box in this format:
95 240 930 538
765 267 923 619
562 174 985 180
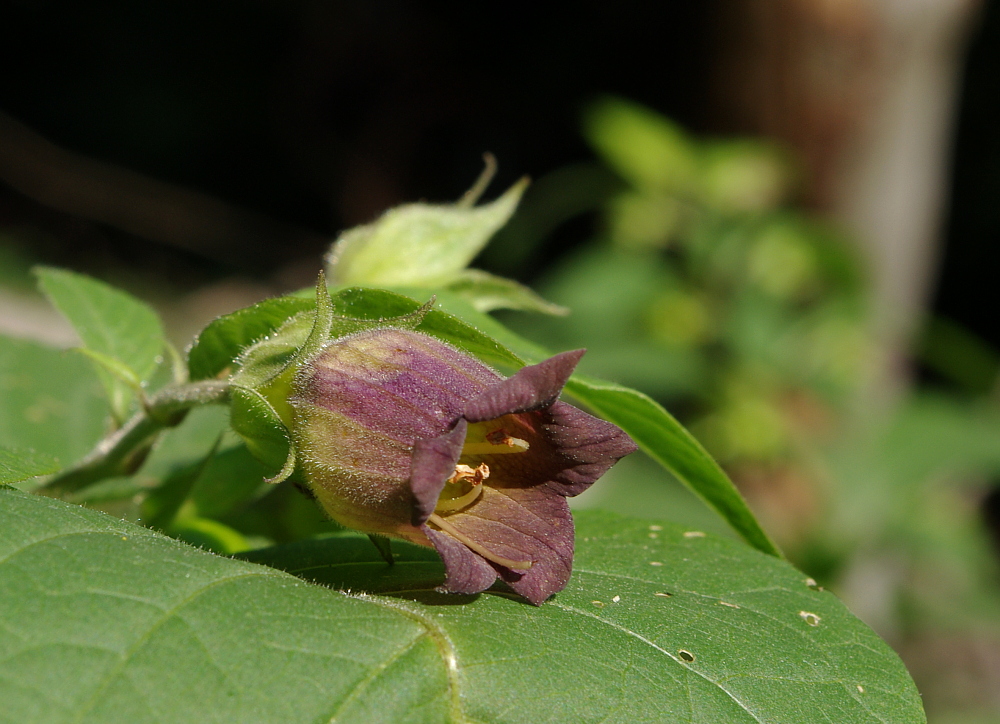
290 328 636 604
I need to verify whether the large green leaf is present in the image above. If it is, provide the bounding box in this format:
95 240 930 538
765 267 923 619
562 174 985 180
35 267 165 420
0 487 923 723
0 334 108 471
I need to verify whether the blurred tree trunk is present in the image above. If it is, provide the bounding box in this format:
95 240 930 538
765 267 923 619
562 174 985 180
711 0 982 413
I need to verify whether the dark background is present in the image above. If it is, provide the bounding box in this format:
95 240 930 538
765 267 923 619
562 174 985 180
0 0 996 348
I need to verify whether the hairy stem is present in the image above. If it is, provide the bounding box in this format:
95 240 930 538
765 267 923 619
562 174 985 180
43 380 231 494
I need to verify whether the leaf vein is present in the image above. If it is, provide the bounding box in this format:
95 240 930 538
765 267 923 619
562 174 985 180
70 571 275 723
549 602 767 723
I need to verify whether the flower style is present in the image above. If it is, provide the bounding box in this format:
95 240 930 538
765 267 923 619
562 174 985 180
289 328 637 604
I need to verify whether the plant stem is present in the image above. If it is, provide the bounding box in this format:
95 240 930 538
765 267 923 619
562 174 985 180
43 380 231 494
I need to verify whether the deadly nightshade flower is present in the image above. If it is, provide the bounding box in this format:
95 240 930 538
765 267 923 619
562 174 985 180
290 328 637 605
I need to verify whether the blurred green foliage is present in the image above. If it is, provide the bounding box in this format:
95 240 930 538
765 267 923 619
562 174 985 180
513 97 869 482
504 100 1000 714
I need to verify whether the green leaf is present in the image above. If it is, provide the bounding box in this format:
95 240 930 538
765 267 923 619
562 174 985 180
443 268 569 315
0 445 60 483
142 434 223 531
564 374 782 558
326 179 528 286
228 386 291 474
584 96 699 194
0 334 108 469
35 267 166 421
76 348 145 394
227 312 312 392
0 488 924 723
169 516 253 555
187 296 314 381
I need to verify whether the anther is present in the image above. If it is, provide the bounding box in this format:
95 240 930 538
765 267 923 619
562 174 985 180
462 428 530 455
447 463 489 486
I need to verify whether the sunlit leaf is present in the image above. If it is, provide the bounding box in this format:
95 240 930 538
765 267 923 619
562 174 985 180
443 268 568 315
326 179 527 286
35 267 165 420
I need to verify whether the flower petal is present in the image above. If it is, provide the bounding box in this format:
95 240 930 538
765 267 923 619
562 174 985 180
409 418 467 526
463 349 585 423
541 400 640 496
422 524 499 595
433 485 574 605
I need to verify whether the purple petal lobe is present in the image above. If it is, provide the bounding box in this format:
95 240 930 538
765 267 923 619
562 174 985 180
463 350 586 423
423 524 498 595
437 486 574 605
541 401 640 496
410 419 467 526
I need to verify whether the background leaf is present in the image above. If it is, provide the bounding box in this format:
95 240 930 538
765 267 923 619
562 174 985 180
0 487 923 723
583 96 699 194
0 334 108 473
35 266 165 420
0 444 60 483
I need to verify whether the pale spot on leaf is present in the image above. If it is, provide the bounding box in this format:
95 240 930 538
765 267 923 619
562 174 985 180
799 611 821 626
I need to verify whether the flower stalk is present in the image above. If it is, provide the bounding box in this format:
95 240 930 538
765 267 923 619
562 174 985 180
43 380 231 493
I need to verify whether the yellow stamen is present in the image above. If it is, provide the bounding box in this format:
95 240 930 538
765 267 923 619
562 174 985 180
434 485 483 513
427 513 533 570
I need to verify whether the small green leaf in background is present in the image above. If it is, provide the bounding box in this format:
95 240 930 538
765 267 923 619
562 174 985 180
0 444 60 483
0 334 108 472
35 267 166 421
0 487 924 723
326 178 527 286
584 96 699 194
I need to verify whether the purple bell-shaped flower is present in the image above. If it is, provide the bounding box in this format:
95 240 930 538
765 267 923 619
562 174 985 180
290 328 637 604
